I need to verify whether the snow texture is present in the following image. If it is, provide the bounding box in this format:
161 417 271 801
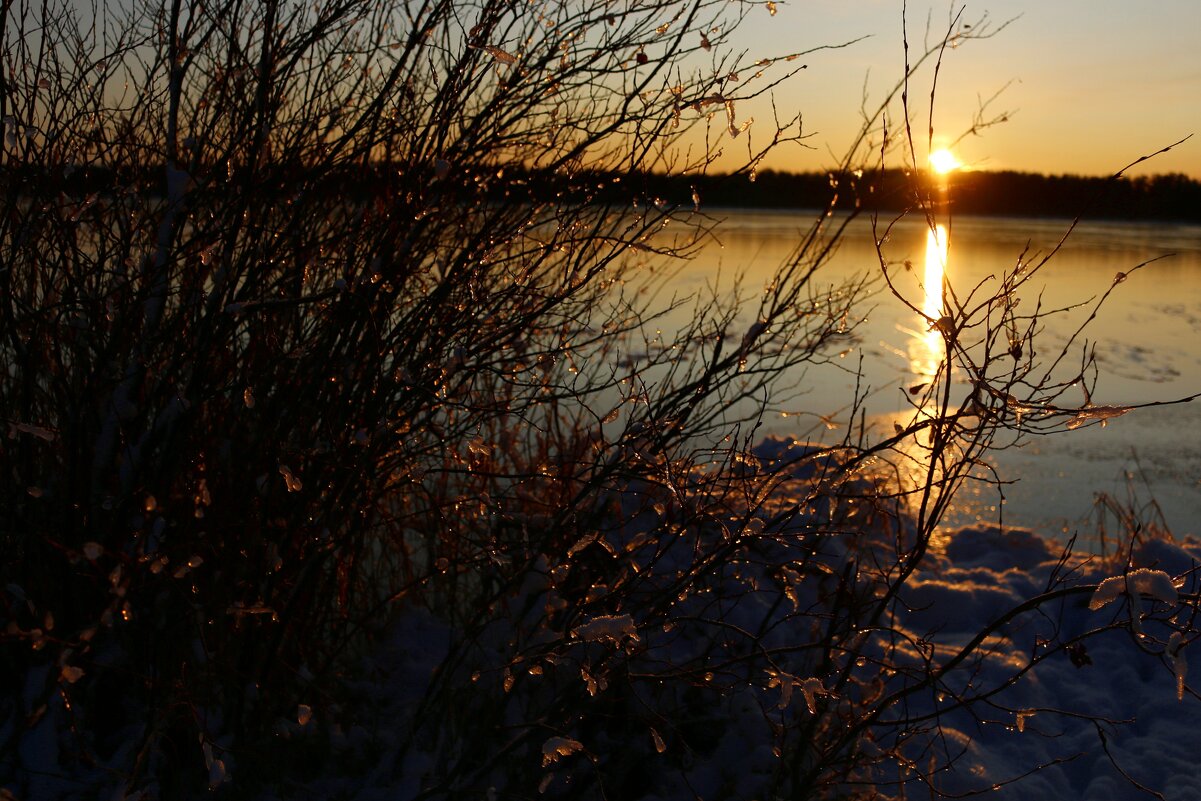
571 613 639 643
541 736 584 767
8 435 1201 801
1090 568 1178 610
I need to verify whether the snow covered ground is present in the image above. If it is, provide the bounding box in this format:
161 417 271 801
884 528 1201 800
6 437 1201 800
280 440 1201 800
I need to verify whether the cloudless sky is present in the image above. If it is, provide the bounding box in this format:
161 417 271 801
717 1 1201 177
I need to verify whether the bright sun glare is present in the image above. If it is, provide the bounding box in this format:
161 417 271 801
928 148 960 175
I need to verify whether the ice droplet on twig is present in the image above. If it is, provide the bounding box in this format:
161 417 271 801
541 736 584 767
799 677 829 714
1065 404 1131 430
573 613 638 643
1166 632 1188 701
278 465 303 492
482 45 517 64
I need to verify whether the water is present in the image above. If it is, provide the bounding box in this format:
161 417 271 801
665 209 1201 539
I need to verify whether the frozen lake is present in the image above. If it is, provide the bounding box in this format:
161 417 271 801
666 209 1201 539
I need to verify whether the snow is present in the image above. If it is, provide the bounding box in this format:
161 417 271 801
7 435 1201 800
571 613 639 644
870 523 1201 800
326 443 1199 800
541 736 584 767
1090 568 1178 610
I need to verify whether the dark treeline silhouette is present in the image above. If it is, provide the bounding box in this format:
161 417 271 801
631 167 1201 222
14 161 1198 224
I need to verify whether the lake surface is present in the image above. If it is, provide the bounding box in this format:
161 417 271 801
665 209 1201 540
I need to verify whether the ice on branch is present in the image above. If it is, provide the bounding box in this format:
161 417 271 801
541 736 584 767
1167 632 1188 701
1089 568 1178 610
771 671 833 714
572 613 639 643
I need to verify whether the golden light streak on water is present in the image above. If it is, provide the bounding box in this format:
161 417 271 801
910 223 947 378
885 222 957 546
923 224 947 320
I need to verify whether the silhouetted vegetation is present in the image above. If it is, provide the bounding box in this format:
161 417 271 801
12 162 1199 223
628 168 1201 222
4 0 1200 799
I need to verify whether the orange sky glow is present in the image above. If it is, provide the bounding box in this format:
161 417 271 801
711 1 1201 178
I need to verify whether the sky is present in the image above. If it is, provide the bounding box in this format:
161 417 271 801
717 1 1201 177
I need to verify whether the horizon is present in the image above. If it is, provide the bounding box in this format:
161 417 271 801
713 164 1201 181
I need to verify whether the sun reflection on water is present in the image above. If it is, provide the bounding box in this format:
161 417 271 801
911 223 947 378
884 222 959 544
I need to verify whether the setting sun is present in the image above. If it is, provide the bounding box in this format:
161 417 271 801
928 148 960 175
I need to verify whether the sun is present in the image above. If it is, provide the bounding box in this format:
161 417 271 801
928 148 960 175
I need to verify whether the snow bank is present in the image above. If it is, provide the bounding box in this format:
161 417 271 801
8 435 1201 801
886 524 1201 800
258 439 1201 800
322 488 1200 800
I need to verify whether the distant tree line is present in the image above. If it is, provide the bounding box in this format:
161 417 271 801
15 163 1199 223
631 167 1201 222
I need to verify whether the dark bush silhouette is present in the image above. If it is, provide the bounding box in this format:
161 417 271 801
3 1 1200 799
